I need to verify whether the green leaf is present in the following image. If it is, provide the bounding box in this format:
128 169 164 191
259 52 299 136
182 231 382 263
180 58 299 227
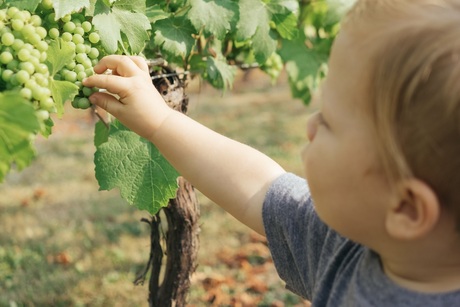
112 7 151 54
205 56 237 91
92 3 151 54
145 4 169 23
92 12 120 54
52 0 90 19
153 16 196 59
49 79 79 117
236 0 268 41
236 0 294 64
272 13 298 40
46 39 76 76
114 0 146 13
0 92 40 182
95 121 179 214
5 0 40 11
187 0 238 40
279 35 328 104
94 120 109 147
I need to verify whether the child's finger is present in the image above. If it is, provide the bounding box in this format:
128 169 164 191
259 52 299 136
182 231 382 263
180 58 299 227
129 56 150 73
82 74 129 97
93 55 142 77
89 92 123 116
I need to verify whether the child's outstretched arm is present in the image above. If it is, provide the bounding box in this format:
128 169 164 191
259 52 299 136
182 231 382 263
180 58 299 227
83 55 286 235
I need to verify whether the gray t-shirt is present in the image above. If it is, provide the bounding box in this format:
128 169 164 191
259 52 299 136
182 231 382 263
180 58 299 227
262 173 460 306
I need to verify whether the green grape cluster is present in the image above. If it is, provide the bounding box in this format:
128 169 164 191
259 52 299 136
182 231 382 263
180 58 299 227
262 52 284 83
43 11 102 109
0 7 53 121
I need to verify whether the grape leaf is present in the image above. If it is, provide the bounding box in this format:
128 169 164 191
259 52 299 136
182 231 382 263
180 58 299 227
94 121 179 214
153 16 196 59
45 32 81 111
146 4 169 23
112 7 151 54
4 0 40 11
92 2 151 54
272 13 298 40
49 79 79 117
46 39 76 76
94 120 109 147
187 0 238 40
235 0 299 63
205 56 237 91
0 92 40 182
114 0 146 13
279 35 328 104
52 0 90 19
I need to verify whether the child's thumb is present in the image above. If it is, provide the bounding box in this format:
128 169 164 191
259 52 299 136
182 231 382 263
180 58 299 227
89 92 122 117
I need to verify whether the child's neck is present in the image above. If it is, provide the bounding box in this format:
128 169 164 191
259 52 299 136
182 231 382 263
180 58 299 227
380 235 460 293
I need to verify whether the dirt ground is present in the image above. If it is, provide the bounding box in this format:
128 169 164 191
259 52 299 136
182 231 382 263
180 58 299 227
0 70 314 306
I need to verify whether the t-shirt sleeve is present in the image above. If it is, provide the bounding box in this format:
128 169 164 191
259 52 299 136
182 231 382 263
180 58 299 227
262 172 345 299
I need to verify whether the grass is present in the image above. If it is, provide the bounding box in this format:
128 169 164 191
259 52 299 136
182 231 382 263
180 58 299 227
0 71 313 306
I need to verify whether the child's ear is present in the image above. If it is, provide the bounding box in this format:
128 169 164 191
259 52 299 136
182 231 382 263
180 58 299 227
385 179 441 240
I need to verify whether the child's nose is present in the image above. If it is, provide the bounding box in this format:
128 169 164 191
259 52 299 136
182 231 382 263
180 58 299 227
306 112 319 142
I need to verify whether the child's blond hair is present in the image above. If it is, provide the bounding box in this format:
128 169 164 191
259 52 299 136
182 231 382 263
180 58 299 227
343 0 460 225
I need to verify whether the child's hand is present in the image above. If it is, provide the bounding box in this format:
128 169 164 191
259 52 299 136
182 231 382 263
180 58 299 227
82 55 172 139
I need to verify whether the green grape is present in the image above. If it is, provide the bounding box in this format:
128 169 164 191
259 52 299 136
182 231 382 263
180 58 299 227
82 86 95 97
61 15 71 23
40 97 54 110
36 41 48 52
29 15 42 27
65 60 76 70
74 27 84 36
61 32 72 42
35 109 49 121
71 97 79 108
0 51 13 64
6 59 19 70
19 87 32 99
75 43 86 54
47 13 56 24
11 19 24 31
2 69 13 81
41 0 54 10
15 70 30 84
21 24 35 38
88 47 99 59
35 27 47 39
48 27 59 39
77 71 86 81
28 33 42 46
17 48 31 61
75 52 87 64
77 97 91 109
33 73 48 86
35 63 48 74
12 38 25 51
88 32 100 44
63 21 76 33
7 7 20 18
19 61 35 75
74 63 84 73
1 32 14 46
81 21 92 33
64 70 77 82
72 33 84 44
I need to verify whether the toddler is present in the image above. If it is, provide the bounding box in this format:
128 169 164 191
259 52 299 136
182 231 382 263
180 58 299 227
83 0 460 305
